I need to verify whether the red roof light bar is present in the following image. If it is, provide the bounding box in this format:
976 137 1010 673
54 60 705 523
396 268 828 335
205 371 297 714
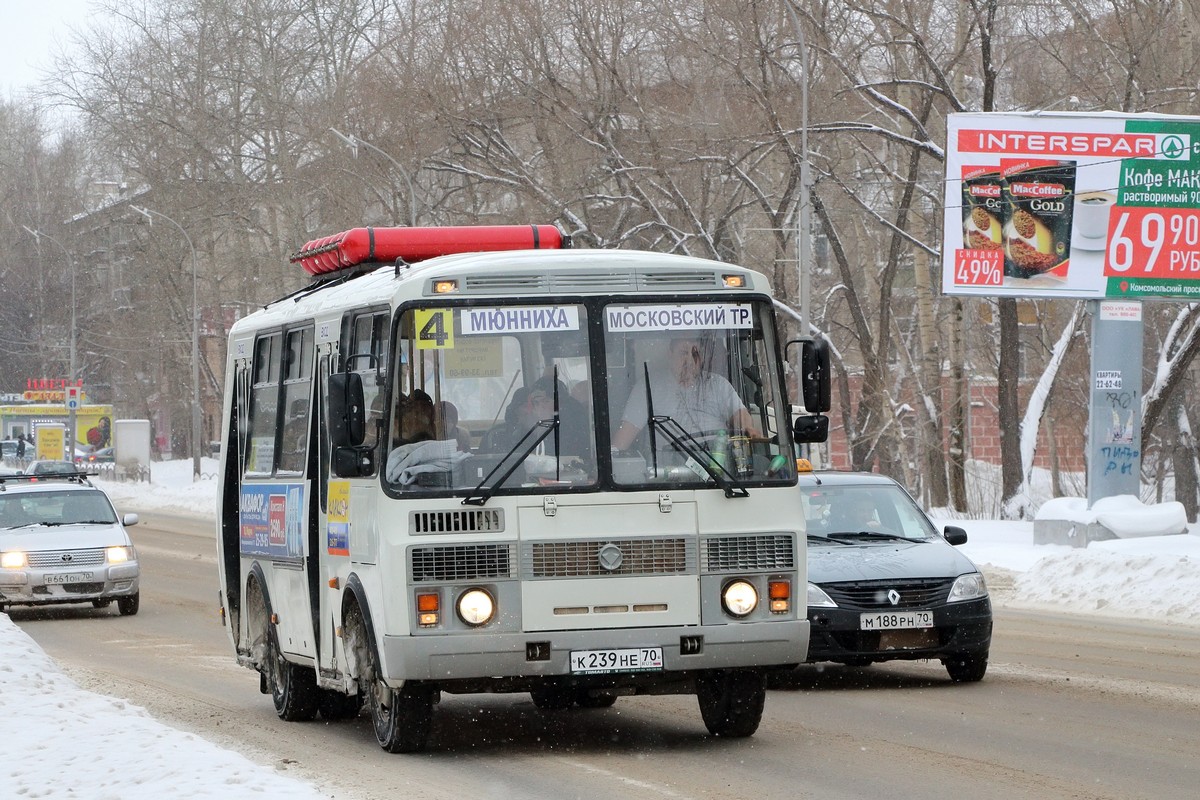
290 224 567 276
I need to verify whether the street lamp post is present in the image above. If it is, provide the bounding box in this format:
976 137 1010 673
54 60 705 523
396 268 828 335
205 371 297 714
781 0 812 336
132 206 202 482
22 226 78 457
329 127 419 226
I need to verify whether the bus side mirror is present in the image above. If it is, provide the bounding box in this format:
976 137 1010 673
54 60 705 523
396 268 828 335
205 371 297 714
800 338 831 413
793 414 829 444
332 445 375 478
327 372 366 448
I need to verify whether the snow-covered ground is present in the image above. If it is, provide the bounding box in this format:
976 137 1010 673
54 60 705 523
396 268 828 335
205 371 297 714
3 458 1198 798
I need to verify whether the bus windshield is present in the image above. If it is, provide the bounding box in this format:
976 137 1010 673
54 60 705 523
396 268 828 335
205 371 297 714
382 297 794 495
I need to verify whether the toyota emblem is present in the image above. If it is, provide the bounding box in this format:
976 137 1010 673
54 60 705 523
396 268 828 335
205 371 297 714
61 553 74 563
886 588 901 606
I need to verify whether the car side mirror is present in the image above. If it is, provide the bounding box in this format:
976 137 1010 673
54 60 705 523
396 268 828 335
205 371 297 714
943 525 967 546
122 513 139 527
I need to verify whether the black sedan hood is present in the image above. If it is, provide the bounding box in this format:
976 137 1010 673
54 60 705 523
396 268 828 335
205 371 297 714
808 537 979 584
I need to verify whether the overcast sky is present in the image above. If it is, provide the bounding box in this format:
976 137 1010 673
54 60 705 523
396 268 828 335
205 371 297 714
0 0 95 98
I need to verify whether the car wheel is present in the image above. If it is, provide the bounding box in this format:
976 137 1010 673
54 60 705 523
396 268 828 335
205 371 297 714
264 624 320 721
116 593 139 616
944 651 988 683
696 669 766 738
347 603 433 753
92 599 111 609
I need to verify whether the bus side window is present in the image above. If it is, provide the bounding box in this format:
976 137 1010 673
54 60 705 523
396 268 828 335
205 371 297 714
245 334 280 475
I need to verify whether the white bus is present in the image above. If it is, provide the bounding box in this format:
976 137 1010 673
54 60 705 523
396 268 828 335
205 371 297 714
215 224 830 752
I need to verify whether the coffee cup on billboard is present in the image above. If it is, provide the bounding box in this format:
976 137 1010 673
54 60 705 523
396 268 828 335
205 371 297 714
1074 191 1116 239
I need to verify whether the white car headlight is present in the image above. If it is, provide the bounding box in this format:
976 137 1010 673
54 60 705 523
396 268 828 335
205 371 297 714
722 580 759 617
457 588 495 626
106 546 133 564
948 572 988 602
2 550 28 569
807 582 838 608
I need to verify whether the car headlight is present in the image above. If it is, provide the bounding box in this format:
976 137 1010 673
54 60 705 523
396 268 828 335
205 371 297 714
457 588 495 626
1 550 28 569
807 582 838 608
948 572 988 602
722 580 759 617
106 546 134 564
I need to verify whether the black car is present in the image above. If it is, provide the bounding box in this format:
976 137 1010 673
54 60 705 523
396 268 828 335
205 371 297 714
802 472 992 682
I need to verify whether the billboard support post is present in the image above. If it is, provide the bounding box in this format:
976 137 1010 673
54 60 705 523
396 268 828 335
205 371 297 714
1087 301 1143 507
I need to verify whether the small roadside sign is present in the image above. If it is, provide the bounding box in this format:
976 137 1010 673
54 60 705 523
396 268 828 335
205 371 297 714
65 386 80 411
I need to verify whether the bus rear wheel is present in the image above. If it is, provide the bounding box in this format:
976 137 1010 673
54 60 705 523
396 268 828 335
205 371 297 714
265 625 320 721
696 669 765 738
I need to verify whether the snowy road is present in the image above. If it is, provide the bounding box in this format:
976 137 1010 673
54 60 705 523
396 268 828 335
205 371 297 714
11 510 1200 800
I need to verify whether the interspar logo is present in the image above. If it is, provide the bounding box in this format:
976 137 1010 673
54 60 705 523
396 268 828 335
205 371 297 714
958 129 1191 160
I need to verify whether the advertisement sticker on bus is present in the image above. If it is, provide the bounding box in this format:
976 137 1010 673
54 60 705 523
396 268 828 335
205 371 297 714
239 483 306 560
327 480 350 556
605 303 754 332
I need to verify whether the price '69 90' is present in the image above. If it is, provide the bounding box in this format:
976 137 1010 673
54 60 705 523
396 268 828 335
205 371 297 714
1105 208 1200 276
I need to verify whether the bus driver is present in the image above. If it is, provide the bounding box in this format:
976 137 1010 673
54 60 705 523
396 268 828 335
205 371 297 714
611 335 758 452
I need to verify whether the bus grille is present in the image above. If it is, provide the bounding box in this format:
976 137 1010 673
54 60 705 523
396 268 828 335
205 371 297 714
28 549 106 568
463 274 548 292
410 544 516 582
821 578 953 610
701 534 794 573
637 270 722 290
550 273 636 292
525 538 694 578
411 509 504 535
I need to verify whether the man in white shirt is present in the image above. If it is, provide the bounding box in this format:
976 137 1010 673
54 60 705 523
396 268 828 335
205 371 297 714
612 336 757 451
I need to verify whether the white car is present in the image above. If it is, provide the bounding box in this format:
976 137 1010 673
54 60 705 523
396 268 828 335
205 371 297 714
0 475 141 615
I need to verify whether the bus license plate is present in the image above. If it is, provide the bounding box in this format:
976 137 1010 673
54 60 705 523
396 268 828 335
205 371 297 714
44 572 94 584
860 610 933 630
570 647 664 674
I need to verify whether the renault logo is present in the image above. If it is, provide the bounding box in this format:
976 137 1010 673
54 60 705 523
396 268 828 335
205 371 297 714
61 554 74 563
886 589 901 606
597 543 624 572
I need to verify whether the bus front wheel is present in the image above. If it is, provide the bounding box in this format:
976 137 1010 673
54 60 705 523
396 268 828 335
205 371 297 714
696 669 765 738
347 605 433 753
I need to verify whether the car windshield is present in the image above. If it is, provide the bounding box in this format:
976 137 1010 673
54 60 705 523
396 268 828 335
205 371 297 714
30 462 77 475
802 483 937 541
0 490 118 528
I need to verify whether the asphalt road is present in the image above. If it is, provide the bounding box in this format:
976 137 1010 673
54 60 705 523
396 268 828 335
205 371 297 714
11 511 1200 800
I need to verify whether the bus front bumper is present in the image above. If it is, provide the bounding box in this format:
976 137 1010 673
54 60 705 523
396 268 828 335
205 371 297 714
382 619 808 683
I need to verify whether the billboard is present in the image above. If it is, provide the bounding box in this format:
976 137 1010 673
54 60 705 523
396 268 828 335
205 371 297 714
943 111 1200 299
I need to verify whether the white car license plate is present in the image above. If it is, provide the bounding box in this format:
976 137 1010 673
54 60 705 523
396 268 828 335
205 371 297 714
570 647 664 674
44 572 95 585
860 610 933 630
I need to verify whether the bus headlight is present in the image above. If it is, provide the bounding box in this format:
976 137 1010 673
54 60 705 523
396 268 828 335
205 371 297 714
721 580 758 617
457 588 496 626
1 550 27 569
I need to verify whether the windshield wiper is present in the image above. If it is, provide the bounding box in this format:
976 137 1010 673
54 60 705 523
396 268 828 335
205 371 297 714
648 415 748 498
462 417 559 506
637 362 747 499
827 530 914 542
